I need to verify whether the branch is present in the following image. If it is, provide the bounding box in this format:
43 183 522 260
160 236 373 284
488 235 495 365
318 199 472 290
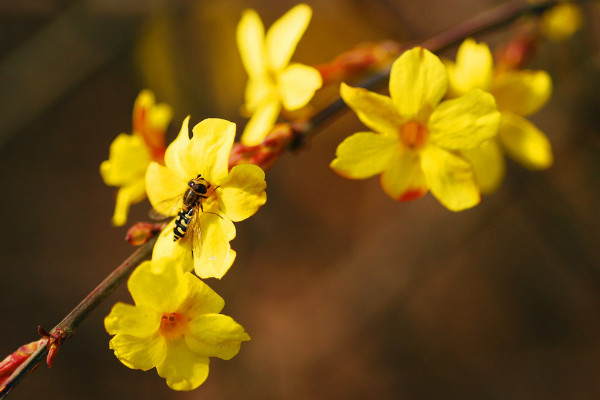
0 235 157 398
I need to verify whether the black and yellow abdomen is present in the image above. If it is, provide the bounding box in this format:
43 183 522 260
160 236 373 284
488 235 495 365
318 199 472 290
173 208 195 241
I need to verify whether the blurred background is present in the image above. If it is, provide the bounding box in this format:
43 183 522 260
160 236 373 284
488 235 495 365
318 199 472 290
1 0 600 399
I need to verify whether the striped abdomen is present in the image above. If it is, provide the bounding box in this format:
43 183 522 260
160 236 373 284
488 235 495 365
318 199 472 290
173 208 195 241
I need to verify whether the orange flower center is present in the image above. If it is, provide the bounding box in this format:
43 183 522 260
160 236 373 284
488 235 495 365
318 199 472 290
400 121 428 150
159 312 188 339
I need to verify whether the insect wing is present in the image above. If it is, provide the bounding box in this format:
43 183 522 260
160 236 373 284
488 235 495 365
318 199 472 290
188 212 203 257
148 194 183 221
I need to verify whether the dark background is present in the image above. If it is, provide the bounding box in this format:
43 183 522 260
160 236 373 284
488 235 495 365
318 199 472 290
1 0 600 399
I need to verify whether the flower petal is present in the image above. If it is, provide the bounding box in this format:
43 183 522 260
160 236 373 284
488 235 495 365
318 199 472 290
379 150 428 201
241 100 281 146
100 133 150 186
188 119 236 183
145 162 186 216
178 273 225 317
128 259 186 312
244 78 277 114
152 219 195 274
421 146 481 211
340 83 404 135
157 337 210 391
111 178 147 226
132 90 172 157
105 302 161 337
237 9 267 79
330 132 398 179
217 164 267 222
498 112 553 170
266 4 312 71
194 214 236 279
164 116 193 180
541 2 582 42
446 38 493 96
186 314 251 360
109 332 166 371
278 63 322 110
491 70 552 116
463 139 506 194
428 89 500 151
389 47 447 121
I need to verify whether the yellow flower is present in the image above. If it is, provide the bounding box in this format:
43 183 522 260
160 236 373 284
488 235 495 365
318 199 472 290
237 4 322 146
146 117 267 279
105 258 250 391
331 47 500 211
541 2 582 42
446 38 553 193
100 90 172 226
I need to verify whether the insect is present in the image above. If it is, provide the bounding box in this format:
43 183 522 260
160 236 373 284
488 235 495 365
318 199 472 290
173 174 211 242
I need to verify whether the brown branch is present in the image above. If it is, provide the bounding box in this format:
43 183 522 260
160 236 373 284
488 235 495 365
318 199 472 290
0 235 157 399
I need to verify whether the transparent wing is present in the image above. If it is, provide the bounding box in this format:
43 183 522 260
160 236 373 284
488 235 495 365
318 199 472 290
188 211 203 258
148 194 183 221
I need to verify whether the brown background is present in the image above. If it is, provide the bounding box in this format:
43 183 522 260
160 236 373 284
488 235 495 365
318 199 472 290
1 0 600 399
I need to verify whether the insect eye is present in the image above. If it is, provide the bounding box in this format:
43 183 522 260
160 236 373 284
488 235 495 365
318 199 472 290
196 184 208 194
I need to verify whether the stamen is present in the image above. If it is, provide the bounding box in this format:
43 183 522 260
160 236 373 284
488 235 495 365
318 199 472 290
401 121 428 150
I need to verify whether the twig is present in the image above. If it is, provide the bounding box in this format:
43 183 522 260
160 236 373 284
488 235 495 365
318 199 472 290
0 236 157 398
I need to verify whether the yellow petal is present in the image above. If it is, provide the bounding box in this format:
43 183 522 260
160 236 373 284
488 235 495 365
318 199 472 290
330 132 398 179
186 314 250 360
194 214 236 279
145 162 186 216
187 119 236 183
132 90 172 156
266 4 312 71
109 332 166 371
241 100 281 146
380 150 428 201
446 38 493 96
463 139 506 194
244 78 277 114
237 9 267 79
128 259 186 312
100 133 151 186
389 47 447 121
491 70 552 116
133 90 172 133
157 337 209 391
178 273 225 317
498 112 553 170
104 302 160 337
152 219 195 274
340 82 405 135
278 63 322 110
428 89 500 151
111 178 147 226
421 146 481 211
541 2 582 42
217 164 267 222
164 116 193 180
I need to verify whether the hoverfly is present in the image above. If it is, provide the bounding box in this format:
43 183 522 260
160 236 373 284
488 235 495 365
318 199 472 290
173 174 209 241
151 174 220 243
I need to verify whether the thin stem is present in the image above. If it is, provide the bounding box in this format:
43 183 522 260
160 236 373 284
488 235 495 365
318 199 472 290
0 236 157 399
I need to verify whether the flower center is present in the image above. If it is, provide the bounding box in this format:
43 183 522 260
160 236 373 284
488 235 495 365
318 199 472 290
159 312 188 339
400 121 429 150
